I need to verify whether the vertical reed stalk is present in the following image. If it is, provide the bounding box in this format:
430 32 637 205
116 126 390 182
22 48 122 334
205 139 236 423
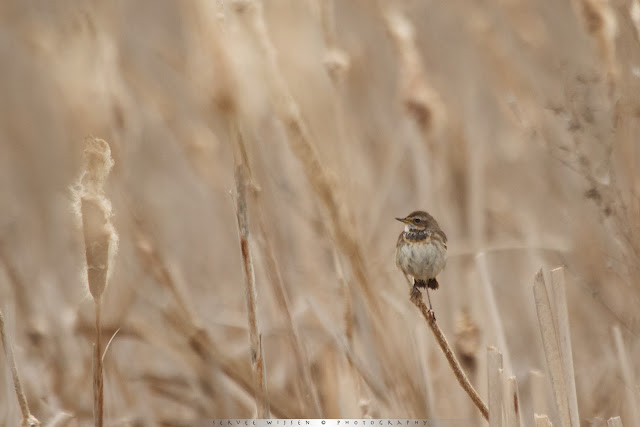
93 304 103 427
222 78 320 414
239 1 380 318
612 326 640 426
503 375 522 427
238 2 406 407
549 267 580 426
478 253 512 374
233 163 268 418
532 269 571 427
487 346 504 427
74 137 118 427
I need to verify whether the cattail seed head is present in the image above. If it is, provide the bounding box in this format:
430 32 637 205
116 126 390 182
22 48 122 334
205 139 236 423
73 137 118 302
81 137 114 194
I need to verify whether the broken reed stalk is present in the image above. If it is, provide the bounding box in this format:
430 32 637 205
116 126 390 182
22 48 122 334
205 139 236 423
612 326 640 425
74 137 118 427
487 346 504 427
608 417 624 427
549 267 580 426
529 370 548 418
233 164 268 418
0 311 41 427
532 269 573 427
410 291 488 421
503 375 522 427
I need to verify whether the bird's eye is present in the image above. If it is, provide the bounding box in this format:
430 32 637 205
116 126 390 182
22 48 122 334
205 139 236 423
413 218 421 223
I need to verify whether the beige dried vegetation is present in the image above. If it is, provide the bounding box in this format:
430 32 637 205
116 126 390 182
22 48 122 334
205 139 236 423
0 1 639 426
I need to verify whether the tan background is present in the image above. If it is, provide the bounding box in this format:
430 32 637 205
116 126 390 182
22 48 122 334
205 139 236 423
0 0 639 425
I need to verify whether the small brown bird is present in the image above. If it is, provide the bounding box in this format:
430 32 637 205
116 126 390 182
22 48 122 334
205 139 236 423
395 211 448 310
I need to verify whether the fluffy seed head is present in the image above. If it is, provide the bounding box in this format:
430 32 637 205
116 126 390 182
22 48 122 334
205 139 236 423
73 137 118 302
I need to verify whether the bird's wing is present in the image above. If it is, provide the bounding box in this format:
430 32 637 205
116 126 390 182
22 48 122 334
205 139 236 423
434 229 448 249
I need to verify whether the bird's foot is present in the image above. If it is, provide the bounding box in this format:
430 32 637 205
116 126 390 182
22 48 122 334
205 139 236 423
414 279 428 288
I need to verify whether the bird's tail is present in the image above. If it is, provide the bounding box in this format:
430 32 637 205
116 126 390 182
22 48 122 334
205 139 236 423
415 278 439 290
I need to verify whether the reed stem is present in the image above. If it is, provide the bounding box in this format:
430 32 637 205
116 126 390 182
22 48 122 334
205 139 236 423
410 292 489 420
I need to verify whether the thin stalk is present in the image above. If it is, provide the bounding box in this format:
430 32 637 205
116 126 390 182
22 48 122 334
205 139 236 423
94 301 103 427
549 267 580 426
613 326 639 427
487 346 504 427
0 310 40 427
234 164 268 418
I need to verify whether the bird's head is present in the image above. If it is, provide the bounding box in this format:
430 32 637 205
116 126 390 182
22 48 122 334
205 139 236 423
396 211 433 232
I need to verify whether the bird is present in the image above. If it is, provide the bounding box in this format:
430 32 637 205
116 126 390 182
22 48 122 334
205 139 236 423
395 210 448 312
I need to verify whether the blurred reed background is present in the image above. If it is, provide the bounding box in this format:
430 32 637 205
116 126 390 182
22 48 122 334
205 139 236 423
0 0 639 426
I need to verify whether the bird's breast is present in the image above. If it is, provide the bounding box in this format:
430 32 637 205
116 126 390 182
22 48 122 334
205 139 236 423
396 237 447 280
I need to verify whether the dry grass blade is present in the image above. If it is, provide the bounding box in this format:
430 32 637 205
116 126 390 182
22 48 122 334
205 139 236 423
612 326 640 426
233 163 268 418
130 227 300 417
254 212 322 417
632 0 640 40
0 310 41 426
307 298 389 405
488 346 504 427
533 269 571 427
410 291 488 420
382 5 446 137
478 253 512 373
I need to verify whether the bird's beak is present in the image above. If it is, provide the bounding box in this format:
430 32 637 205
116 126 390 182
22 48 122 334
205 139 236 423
396 217 408 224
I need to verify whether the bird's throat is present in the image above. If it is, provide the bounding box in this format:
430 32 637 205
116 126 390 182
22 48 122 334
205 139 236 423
404 229 429 242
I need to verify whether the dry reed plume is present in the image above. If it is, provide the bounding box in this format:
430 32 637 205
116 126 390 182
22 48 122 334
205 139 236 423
73 137 118 426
